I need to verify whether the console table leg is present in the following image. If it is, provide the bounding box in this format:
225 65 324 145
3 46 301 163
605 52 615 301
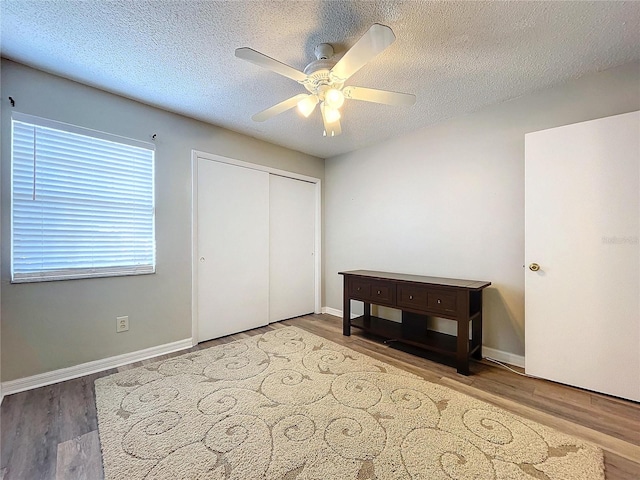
472 308 483 360
456 331 469 375
456 291 470 375
343 276 351 336
363 303 371 328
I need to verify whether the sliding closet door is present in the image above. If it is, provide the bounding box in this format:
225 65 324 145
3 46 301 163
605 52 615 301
196 159 269 341
269 175 316 322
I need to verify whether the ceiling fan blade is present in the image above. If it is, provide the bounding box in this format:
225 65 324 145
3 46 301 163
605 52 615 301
320 103 342 137
252 94 311 122
330 24 396 82
235 47 307 82
343 86 416 106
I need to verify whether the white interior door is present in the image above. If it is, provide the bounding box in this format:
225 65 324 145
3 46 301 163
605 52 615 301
525 111 639 401
269 175 316 322
196 159 270 341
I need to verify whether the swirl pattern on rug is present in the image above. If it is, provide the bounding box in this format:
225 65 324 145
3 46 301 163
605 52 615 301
95 326 604 479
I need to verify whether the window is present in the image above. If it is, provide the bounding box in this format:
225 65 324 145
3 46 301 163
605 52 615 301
11 113 155 283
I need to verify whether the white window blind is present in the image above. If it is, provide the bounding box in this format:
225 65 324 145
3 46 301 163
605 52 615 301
11 113 155 283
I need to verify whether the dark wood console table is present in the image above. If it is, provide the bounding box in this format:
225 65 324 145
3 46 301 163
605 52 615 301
339 270 491 375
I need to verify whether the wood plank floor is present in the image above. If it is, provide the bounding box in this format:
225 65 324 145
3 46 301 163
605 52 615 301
1 314 638 479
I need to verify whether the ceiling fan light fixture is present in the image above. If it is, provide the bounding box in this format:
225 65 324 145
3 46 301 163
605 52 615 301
323 104 341 123
297 95 318 117
324 88 345 109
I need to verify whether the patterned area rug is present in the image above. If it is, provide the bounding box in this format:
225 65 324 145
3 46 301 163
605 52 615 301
95 326 604 479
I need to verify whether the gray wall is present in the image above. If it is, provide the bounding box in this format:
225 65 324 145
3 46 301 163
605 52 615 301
0 60 324 382
324 62 640 358
2 59 638 382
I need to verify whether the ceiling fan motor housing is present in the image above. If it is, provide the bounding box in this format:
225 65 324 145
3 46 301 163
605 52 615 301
302 44 343 95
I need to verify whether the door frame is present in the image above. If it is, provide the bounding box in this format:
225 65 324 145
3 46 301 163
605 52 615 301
191 150 322 345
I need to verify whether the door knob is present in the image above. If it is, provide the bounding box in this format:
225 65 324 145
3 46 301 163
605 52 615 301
200 257 205 263
529 263 540 271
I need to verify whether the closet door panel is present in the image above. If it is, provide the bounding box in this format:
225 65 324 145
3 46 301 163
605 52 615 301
269 175 316 322
197 159 269 341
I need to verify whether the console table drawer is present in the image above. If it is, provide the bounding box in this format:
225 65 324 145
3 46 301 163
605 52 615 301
397 284 428 310
370 280 395 305
427 291 457 313
349 279 371 299
350 278 395 304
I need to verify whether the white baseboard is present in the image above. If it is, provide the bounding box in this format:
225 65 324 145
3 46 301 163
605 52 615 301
321 306 525 368
321 306 361 319
1 338 193 397
321 306 342 317
481 346 525 368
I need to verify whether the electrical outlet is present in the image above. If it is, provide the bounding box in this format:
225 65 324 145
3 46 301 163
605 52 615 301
116 316 129 333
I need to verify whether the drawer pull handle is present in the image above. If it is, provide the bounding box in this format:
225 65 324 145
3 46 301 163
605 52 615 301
377 290 381 295
357 287 361 291
409 295 413 300
437 299 442 304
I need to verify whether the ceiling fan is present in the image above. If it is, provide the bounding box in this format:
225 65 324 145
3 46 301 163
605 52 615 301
235 24 416 137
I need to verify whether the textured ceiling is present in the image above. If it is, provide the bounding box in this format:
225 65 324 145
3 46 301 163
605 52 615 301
2 1 639 158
